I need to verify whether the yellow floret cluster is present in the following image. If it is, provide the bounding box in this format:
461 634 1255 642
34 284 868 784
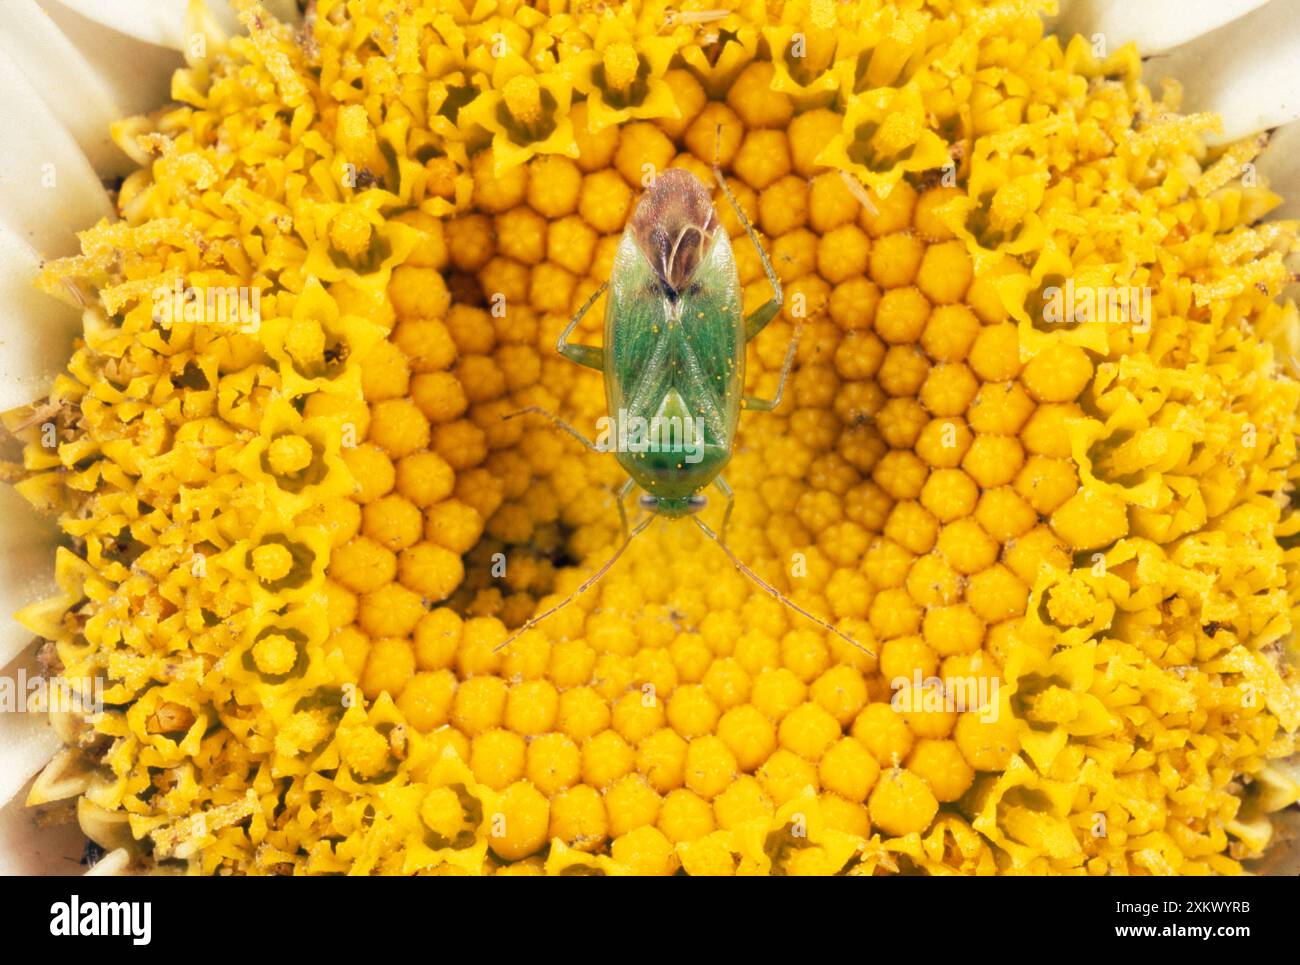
7 0 1300 875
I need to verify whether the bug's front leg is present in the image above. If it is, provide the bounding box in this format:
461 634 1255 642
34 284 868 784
741 323 799 413
557 282 607 370
711 162 783 341
714 476 735 546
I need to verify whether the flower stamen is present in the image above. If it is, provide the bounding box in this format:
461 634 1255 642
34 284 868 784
502 75 543 125
601 43 640 92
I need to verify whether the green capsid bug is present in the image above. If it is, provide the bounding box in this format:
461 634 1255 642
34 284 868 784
500 164 870 656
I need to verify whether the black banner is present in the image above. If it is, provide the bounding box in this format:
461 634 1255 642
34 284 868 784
2 872 1286 951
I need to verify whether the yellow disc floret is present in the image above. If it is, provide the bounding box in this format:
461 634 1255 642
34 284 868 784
268 434 314 475
252 633 298 677
251 543 294 583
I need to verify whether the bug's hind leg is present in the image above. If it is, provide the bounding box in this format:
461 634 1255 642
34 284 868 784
712 161 783 342
503 406 604 452
614 477 636 541
741 323 800 413
713 475 735 546
557 282 607 370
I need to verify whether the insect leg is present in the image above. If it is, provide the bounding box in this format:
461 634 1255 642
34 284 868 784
502 406 604 451
711 162 783 341
615 477 635 541
691 515 875 658
741 322 800 412
557 282 607 370
494 514 655 653
714 475 735 546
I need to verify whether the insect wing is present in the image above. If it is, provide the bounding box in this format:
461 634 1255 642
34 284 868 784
605 231 672 418
674 229 744 439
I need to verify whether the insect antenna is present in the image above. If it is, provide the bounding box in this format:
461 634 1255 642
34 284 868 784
493 514 656 653
690 516 876 658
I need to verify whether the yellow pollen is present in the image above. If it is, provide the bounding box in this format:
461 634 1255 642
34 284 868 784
990 177 1039 223
329 208 373 256
602 43 640 92
872 110 921 158
268 434 314 475
340 727 391 779
502 75 543 124
251 542 294 582
1046 578 1096 627
421 786 470 839
276 709 331 756
337 103 370 145
1026 686 1080 726
285 318 326 365
252 633 298 676
810 0 837 31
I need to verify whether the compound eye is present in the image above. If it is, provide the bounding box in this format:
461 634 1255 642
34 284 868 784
687 494 708 512
639 494 659 511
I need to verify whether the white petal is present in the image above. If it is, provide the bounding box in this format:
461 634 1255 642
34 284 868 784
0 442 68 688
0 714 62 812
1136 0 1300 142
0 778 85 875
85 848 132 875
1053 0 1271 55
1253 121 1300 218
0 46 111 258
32 0 186 176
0 1 131 174
0 221 82 411
51 0 212 49
0 645 63 810
0 482 59 670
50 0 300 49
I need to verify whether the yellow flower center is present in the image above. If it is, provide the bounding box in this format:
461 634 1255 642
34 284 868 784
1046 578 1096 627
602 43 639 92
336 103 376 157
252 633 298 676
275 709 331 756
285 318 326 365
872 109 921 158
251 542 294 582
1026 686 1080 726
420 786 469 839
329 208 372 256
340 727 390 779
268 434 314 475
810 0 836 31
502 75 543 124
29 0 1300 880
991 177 1039 225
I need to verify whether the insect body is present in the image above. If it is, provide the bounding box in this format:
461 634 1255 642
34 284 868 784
501 165 868 655
605 168 746 516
